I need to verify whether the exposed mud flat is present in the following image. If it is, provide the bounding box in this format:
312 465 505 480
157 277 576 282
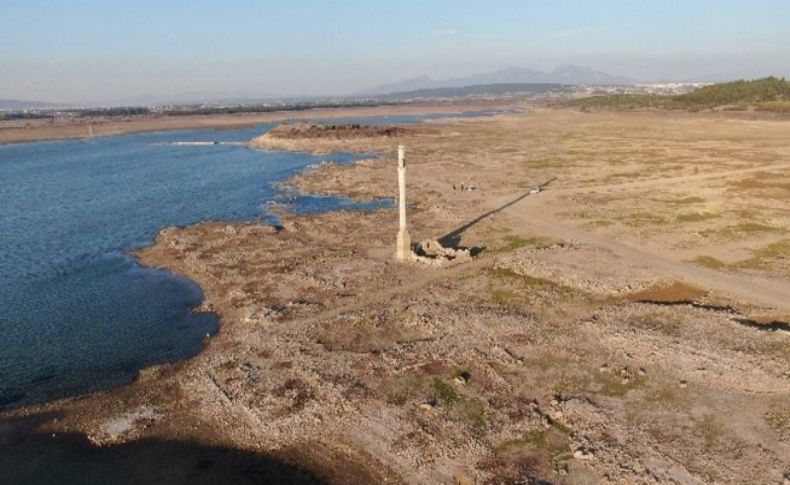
2 109 789 484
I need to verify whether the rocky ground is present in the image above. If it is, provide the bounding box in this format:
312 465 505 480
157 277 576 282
1 109 788 484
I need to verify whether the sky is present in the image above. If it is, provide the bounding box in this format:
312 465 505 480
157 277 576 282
2 0 790 104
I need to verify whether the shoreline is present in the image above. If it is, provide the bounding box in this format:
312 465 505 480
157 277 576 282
0 100 511 146
2 108 788 483
0 127 388 412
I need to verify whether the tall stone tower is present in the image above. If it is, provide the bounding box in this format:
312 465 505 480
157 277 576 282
396 144 411 260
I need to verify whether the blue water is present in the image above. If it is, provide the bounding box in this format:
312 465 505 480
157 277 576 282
0 123 391 408
0 111 498 409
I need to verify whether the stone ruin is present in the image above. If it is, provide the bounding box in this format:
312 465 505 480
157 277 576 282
412 239 473 266
396 145 476 266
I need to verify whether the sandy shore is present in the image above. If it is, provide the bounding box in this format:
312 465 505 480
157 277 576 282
1 108 788 484
0 101 508 145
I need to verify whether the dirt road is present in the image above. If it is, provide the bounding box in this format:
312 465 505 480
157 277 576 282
489 163 790 311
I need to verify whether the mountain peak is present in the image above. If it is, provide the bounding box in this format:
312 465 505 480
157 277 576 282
358 65 632 96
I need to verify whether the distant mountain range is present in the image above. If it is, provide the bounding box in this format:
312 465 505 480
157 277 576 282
374 83 572 100
0 66 634 110
357 65 633 96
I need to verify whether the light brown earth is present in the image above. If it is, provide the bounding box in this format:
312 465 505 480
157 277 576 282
0 101 504 145
1 108 789 484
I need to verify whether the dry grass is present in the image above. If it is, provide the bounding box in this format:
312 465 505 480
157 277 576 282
736 239 790 269
701 222 780 239
690 255 728 270
628 281 707 303
676 212 719 223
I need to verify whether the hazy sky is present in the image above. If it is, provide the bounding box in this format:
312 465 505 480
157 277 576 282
2 0 790 104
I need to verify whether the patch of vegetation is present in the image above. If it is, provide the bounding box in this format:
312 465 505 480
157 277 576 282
668 196 706 205
586 219 614 228
495 429 571 461
497 235 555 253
546 416 572 436
765 412 789 430
378 374 429 406
694 414 724 447
628 281 707 303
455 397 487 431
565 77 790 112
567 94 684 110
701 222 780 239
523 353 577 371
592 371 647 397
489 289 522 307
728 175 790 193
751 239 790 259
269 123 411 140
648 382 680 404
620 211 668 226
676 212 719 223
605 170 649 180
432 378 460 406
736 239 790 269
527 158 561 169
487 266 604 310
627 312 684 336
690 255 727 270
430 378 489 431
488 267 576 295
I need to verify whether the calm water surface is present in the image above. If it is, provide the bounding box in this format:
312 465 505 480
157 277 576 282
0 123 386 408
0 111 498 408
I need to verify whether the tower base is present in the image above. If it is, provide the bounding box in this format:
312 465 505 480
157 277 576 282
396 230 412 261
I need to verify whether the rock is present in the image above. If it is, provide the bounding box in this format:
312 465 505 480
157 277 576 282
413 239 473 265
574 449 594 460
99 406 160 442
419 402 434 411
679 380 688 388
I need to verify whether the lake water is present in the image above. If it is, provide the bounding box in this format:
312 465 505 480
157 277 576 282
0 111 499 409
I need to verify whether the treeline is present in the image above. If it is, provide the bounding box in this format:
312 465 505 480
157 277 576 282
566 77 790 112
0 107 151 120
0 111 56 121
77 107 151 117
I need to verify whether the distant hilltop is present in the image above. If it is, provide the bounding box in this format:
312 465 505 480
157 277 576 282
566 76 790 112
357 65 634 96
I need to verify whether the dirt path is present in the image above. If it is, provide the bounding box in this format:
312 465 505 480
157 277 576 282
492 190 790 311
